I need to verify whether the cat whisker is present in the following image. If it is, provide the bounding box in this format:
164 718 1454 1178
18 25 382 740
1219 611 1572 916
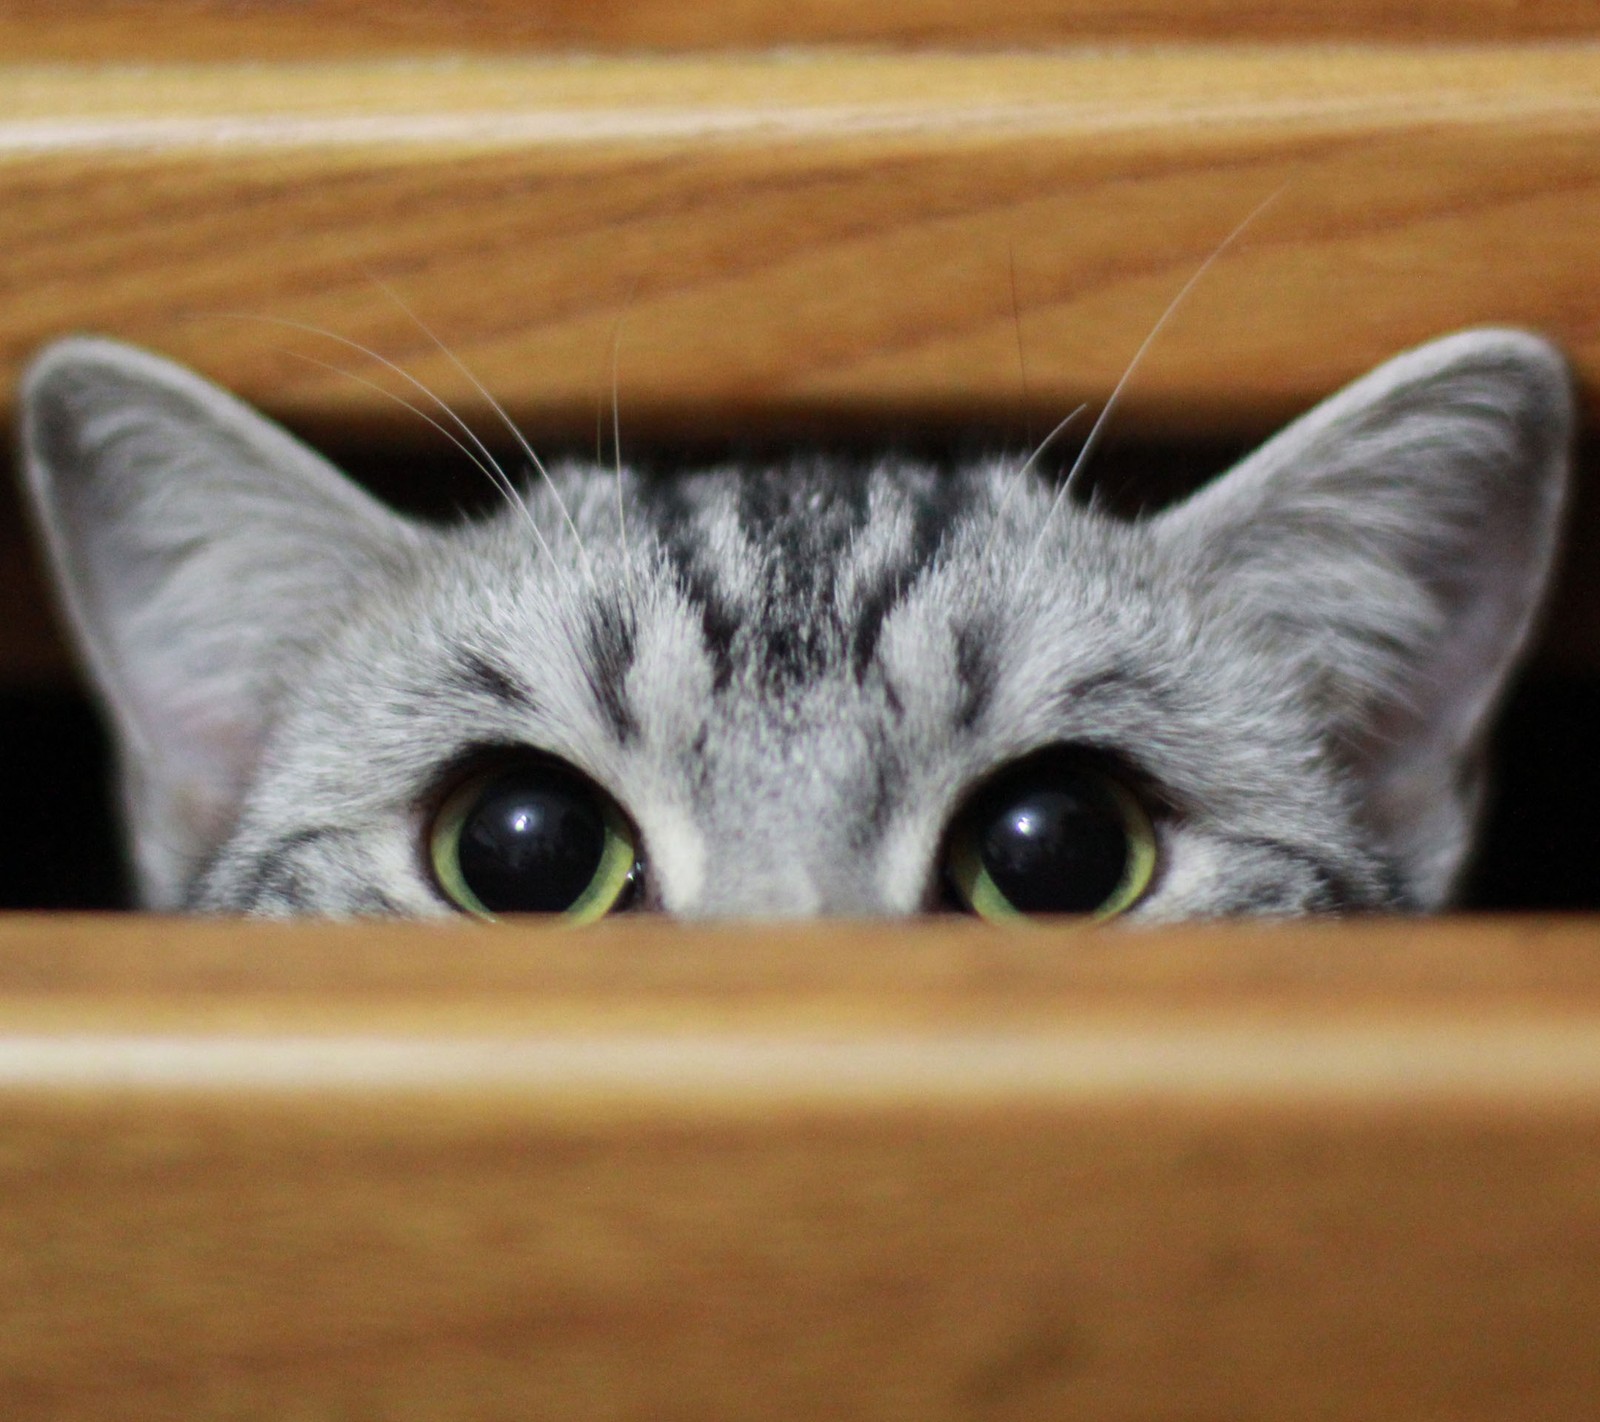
606 301 637 611
982 402 1087 564
278 351 560 564
1060 191 1283 504
212 313 550 555
363 276 599 592
1018 402 1090 484
1021 186 1286 581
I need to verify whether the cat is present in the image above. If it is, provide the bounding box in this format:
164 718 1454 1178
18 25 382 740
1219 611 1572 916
16 328 1572 920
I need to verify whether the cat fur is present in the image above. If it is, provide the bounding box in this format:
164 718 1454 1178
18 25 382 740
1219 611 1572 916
17 329 1572 918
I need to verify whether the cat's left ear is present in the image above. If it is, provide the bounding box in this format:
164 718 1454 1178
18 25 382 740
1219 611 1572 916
1148 328 1573 907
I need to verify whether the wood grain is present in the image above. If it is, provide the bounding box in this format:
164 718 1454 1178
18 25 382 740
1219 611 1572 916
0 914 1598 1419
0 0 1595 59
2 50 1600 441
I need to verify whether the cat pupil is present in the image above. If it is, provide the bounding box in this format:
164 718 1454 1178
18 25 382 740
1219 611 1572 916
978 784 1127 914
456 769 608 914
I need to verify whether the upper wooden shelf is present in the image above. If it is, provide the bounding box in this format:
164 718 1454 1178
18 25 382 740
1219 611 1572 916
3 49 1600 440
0 0 1594 58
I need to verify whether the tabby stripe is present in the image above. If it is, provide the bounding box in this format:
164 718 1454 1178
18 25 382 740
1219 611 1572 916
1207 831 1380 911
452 652 539 714
236 826 351 912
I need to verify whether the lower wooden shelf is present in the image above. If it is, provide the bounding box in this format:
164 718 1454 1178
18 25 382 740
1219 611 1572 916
0 914 1596 1418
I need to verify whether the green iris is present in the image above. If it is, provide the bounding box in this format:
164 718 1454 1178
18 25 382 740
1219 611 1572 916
430 762 639 923
946 757 1157 922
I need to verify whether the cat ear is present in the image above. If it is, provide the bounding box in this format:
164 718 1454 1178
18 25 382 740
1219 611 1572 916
19 336 426 906
1148 328 1572 907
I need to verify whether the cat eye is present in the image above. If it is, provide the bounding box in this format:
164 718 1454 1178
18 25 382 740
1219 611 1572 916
944 753 1157 921
429 760 640 922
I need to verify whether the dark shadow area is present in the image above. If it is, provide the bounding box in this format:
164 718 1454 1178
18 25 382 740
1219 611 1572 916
320 422 1249 527
0 690 123 908
1466 676 1600 910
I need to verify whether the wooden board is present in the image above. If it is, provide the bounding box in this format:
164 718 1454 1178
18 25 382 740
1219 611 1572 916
1 914 1599 1419
0 0 1595 58
2 50 1600 441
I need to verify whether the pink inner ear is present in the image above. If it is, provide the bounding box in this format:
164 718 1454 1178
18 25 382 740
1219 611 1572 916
1355 492 1558 906
163 707 264 832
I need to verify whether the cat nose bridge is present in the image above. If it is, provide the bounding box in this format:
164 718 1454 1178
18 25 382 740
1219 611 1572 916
684 812 889 918
666 719 908 917
686 837 874 917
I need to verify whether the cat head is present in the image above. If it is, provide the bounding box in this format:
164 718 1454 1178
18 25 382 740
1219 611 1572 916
18 329 1571 918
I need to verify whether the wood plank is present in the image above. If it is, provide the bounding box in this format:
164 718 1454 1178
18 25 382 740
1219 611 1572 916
7 911 1600 1000
0 915 1598 1420
1 50 1600 441
0 0 1595 59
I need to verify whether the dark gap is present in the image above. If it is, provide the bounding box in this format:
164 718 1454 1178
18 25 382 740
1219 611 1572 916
1464 676 1600 911
0 690 123 908
311 419 1247 525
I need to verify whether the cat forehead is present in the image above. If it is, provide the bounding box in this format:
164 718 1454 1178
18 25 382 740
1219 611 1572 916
323 457 1139 730
281 457 1327 830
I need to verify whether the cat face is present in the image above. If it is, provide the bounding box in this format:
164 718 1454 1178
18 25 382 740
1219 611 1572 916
18 330 1571 919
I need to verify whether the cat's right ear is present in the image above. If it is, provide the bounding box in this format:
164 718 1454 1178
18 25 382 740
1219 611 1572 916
1144 328 1572 909
19 337 426 906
